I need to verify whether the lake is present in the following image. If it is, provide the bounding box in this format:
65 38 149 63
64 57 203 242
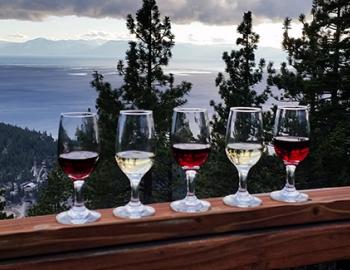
0 56 281 137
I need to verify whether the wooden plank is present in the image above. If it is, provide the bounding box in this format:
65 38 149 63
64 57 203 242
0 187 350 260
1 221 350 270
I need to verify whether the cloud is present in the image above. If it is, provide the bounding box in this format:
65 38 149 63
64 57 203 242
160 0 313 24
0 0 312 24
0 0 138 21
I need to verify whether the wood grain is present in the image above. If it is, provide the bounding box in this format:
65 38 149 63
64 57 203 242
0 187 350 261
1 221 350 270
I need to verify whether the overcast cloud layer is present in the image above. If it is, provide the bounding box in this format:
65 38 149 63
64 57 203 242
0 0 312 24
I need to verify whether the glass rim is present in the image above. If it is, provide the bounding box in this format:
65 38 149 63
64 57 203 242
119 110 153 115
60 112 97 118
277 105 308 111
173 107 207 113
230 107 262 112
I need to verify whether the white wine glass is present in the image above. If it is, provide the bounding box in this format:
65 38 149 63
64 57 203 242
114 110 155 219
270 105 310 202
170 108 211 213
56 112 101 224
223 107 264 208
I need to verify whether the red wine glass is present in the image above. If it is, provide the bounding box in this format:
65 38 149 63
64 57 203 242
170 108 211 213
270 106 310 202
56 112 101 224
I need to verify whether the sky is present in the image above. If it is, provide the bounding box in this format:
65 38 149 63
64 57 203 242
0 0 313 48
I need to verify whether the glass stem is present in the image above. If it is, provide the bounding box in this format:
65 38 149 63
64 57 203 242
129 179 141 206
73 180 85 208
238 168 249 193
285 165 296 190
186 170 197 197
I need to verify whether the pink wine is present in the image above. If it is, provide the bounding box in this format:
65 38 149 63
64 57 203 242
273 136 309 165
172 143 210 169
59 151 99 180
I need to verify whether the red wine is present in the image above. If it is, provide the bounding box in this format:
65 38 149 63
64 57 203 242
172 143 210 169
274 136 309 165
59 151 99 180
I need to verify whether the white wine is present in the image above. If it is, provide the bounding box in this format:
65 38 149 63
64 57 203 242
115 150 155 176
226 143 263 167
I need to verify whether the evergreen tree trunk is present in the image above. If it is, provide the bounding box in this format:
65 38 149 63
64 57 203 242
143 6 154 203
147 6 153 93
331 6 341 106
244 35 250 90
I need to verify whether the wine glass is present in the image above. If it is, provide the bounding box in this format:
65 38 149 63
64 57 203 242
170 108 211 213
56 112 101 225
114 110 156 219
270 105 310 202
223 107 264 208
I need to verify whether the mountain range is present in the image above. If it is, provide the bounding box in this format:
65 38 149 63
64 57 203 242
0 38 287 64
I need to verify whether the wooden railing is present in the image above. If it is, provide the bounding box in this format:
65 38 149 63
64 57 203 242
1 187 350 269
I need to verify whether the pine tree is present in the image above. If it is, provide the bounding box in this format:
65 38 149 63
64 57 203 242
312 0 350 106
86 72 129 209
269 0 350 112
268 0 350 190
199 11 281 198
210 11 270 137
116 0 192 202
28 167 71 216
0 189 13 220
117 1 191 133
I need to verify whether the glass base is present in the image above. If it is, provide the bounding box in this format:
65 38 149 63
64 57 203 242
223 191 262 208
113 202 155 219
270 187 309 203
170 196 211 213
56 206 101 225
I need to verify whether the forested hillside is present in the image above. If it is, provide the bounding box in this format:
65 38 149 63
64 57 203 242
0 123 56 184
